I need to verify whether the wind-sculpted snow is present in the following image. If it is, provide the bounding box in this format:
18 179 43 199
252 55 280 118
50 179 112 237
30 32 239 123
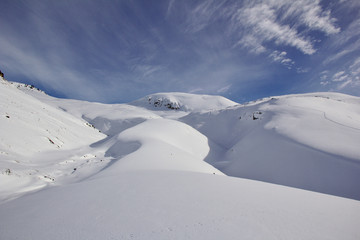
263 94 360 160
130 92 237 112
181 93 360 200
0 78 107 201
0 80 104 155
97 118 222 175
1 171 360 240
1 77 360 239
1 80 222 202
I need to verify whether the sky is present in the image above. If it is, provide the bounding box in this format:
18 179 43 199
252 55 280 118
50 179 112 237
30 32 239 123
0 0 359 103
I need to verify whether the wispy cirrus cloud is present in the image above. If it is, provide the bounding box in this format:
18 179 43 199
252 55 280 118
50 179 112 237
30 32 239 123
182 0 227 33
273 0 340 34
332 57 360 90
179 0 340 60
323 18 360 65
0 0 358 103
229 0 340 55
315 2 360 95
232 2 315 55
332 71 349 82
269 51 295 69
166 0 176 18
319 57 360 93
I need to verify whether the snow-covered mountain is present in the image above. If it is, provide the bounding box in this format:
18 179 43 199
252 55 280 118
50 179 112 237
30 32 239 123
181 93 360 200
0 79 106 201
130 92 237 112
1 76 360 239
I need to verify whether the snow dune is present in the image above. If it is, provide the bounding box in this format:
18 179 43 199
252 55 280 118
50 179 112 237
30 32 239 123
181 93 360 200
1 171 359 240
1 77 360 239
99 118 222 174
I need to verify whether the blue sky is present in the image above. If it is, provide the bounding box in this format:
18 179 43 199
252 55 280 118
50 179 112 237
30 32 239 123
1 0 359 103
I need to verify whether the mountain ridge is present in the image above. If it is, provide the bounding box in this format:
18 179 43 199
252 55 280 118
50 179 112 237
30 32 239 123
2 77 360 199
1 77 360 239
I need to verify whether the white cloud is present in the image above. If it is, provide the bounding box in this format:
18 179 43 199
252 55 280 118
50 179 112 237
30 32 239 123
272 0 340 35
320 71 328 81
183 0 227 33
133 65 164 79
181 0 339 55
332 71 348 82
232 2 315 55
322 17 360 66
319 71 330 86
0 35 105 101
217 84 231 94
296 67 310 73
269 51 295 69
349 57 360 76
326 58 360 91
337 79 352 89
320 81 329 86
188 87 204 94
234 35 266 54
166 0 176 18
230 0 339 55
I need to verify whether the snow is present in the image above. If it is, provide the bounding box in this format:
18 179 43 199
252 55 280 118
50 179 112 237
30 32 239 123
100 118 223 174
130 92 238 113
0 79 106 201
1 171 360 240
0 80 103 155
263 94 360 159
180 93 360 200
1 76 360 239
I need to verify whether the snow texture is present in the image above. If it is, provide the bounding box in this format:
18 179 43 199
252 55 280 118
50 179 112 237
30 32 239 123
1 76 360 239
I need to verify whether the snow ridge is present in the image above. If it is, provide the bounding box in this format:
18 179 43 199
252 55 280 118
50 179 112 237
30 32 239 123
130 92 237 112
1 78 360 239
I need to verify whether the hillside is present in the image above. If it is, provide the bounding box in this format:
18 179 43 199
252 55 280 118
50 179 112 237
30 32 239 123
1 77 360 239
36 89 360 199
0 78 106 201
181 93 360 200
130 92 237 112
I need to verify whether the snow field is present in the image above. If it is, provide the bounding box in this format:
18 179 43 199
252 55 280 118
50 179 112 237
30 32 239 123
1 77 360 239
1 171 359 240
180 93 360 200
0 78 107 201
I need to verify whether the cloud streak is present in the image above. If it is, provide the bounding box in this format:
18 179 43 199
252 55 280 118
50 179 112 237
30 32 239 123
233 2 315 54
269 51 295 69
0 0 358 103
229 0 339 55
179 0 340 57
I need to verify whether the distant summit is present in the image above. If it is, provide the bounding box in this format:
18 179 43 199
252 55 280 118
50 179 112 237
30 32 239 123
130 92 237 112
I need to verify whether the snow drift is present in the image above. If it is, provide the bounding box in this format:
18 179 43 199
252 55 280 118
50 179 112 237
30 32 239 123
1 76 360 239
181 93 360 200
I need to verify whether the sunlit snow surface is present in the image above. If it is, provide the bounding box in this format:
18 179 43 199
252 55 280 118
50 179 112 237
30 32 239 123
1 77 360 239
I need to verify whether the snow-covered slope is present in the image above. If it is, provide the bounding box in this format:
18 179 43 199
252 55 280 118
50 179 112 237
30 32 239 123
130 92 237 112
1 171 359 240
9 82 360 200
15 87 222 175
0 80 104 155
0 78 107 201
181 93 360 200
0 78 223 201
1 77 360 239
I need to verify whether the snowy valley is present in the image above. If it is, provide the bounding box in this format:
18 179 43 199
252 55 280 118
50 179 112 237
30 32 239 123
1 76 360 239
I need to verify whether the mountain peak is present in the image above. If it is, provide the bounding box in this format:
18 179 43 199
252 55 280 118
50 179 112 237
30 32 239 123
130 92 238 112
